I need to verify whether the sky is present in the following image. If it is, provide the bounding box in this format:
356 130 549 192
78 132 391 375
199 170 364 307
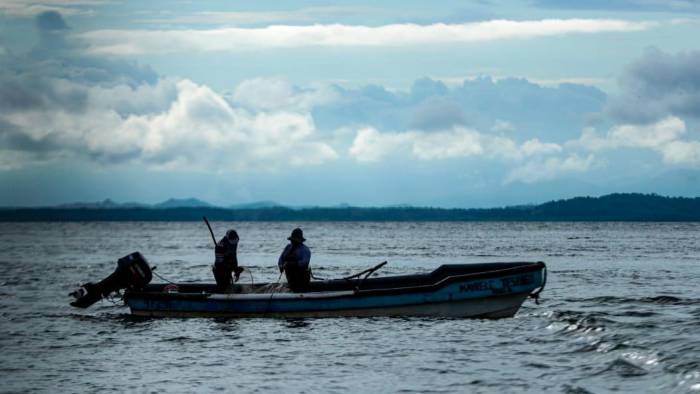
1 0 699 207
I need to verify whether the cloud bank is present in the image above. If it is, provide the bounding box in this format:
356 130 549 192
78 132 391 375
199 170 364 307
349 127 562 162
574 116 700 166
0 12 338 171
2 13 699 194
78 19 655 55
606 47 700 124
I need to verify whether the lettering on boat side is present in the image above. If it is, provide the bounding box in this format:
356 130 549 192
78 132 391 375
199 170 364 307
458 274 534 294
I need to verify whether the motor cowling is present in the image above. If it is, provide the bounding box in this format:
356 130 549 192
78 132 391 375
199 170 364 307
70 252 152 308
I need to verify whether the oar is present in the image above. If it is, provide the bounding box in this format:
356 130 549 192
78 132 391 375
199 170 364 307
343 261 388 292
343 261 387 281
202 216 217 246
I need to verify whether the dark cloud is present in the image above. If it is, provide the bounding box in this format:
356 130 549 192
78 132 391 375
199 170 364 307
0 10 157 118
408 97 469 131
0 74 48 110
444 78 605 141
0 119 62 154
0 71 88 113
410 78 449 100
24 11 158 87
606 47 700 124
314 76 606 142
0 10 163 165
36 11 69 32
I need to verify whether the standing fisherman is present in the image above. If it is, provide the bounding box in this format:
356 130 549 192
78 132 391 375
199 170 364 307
278 228 311 292
213 229 243 292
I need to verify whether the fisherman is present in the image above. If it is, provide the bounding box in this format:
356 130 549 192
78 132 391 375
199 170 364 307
278 228 311 292
213 229 244 292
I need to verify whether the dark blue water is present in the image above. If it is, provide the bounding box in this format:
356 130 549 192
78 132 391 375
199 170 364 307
1 222 699 393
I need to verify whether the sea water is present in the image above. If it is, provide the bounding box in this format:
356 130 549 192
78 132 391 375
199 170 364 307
0 222 699 393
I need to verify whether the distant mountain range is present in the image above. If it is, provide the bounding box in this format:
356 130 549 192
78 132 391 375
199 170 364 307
54 198 280 210
1 193 699 221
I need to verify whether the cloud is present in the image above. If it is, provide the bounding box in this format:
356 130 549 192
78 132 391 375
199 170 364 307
408 97 468 131
411 129 485 160
10 11 697 190
492 120 515 132
662 140 700 165
0 0 102 17
230 77 339 112
0 13 338 172
505 154 597 184
569 48 700 169
349 127 413 162
520 139 563 156
5 12 607 179
1 77 339 170
573 116 700 166
606 47 700 124
77 19 656 55
138 6 382 26
35 10 69 30
1 12 158 89
349 126 562 162
313 76 607 143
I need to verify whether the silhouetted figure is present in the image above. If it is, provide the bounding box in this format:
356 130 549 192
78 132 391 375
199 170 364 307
213 229 243 292
278 228 311 292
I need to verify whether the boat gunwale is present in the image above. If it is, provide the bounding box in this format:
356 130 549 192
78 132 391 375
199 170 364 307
124 261 546 302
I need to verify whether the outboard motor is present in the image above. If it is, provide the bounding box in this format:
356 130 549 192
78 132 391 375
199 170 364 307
70 252 152 308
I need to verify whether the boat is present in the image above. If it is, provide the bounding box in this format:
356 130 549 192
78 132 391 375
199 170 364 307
70 253 547 318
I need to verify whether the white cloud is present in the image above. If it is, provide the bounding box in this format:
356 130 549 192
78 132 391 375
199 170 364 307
505 154 597 184
349 127 563 162
349 127 405 162
573 116 700 166
78 19 656 55
609 116 686 147
412 129 484 160
436 75 613 90
492 119 515 132
1 78 339 171
659 140 700 165
520 139 563 156
230 77 339 112
138 6 378 26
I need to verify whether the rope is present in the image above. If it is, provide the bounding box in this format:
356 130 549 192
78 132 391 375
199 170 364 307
151 267 177 284
310 269 326 281
246 267 255 287
265 264 286 312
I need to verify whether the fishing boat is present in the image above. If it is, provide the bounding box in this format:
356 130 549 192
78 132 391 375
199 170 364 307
70 253 547 318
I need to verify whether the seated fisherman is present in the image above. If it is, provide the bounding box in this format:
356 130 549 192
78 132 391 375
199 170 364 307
213 229 244 292
278 228 311 292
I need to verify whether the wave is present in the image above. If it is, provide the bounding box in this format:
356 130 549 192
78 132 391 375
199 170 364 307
595 358 649 378
565 295 700 306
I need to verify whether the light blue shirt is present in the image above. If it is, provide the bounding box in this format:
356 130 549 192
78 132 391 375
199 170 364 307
278 243 311 271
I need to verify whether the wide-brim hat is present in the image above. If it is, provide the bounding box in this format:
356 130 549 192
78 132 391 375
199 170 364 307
226 229 239 240
287 228 305 242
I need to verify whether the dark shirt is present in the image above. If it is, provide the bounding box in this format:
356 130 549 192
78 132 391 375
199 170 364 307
215 236 238 270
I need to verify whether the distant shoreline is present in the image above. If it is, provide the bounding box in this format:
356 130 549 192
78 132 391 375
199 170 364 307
1 193 699 222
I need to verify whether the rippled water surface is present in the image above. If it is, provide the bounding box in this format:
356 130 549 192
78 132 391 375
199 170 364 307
1 222 699 393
